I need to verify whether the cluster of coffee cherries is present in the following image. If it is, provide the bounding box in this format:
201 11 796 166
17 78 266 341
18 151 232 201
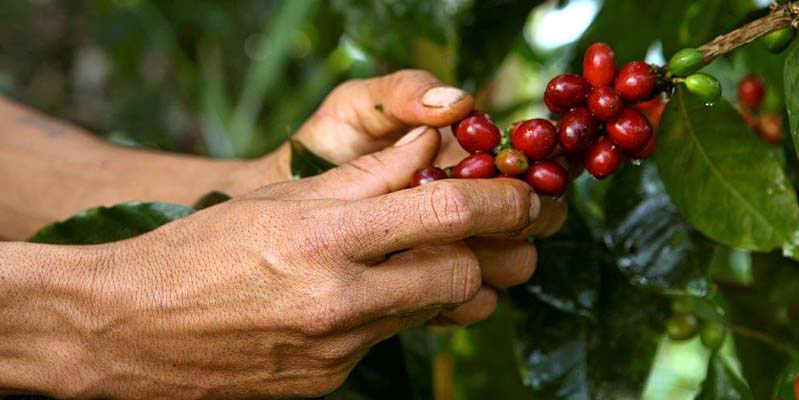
666 297 727 351
409 42 661 196
738 74 784 145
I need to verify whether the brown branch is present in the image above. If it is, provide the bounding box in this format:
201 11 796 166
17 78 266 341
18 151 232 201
697 2 798 64
726 323 798 356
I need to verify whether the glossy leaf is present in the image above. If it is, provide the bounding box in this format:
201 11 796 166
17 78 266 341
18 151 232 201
655 88 799 259
773 357 799 400
786 40 799 161
697 354 755 400
29 202 193 245
290 139 338 179
604 163 711 295
193 190 231 210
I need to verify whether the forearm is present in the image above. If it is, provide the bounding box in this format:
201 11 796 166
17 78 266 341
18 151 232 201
0 98 290 240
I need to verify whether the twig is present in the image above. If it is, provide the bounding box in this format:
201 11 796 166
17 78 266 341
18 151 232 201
726 322 798 356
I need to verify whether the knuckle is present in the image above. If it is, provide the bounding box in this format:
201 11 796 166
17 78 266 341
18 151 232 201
424 182 475 236
505 182 533 230
448 245 481 304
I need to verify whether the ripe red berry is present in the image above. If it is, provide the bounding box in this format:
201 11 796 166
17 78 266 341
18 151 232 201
614 61 655 101
453 153 496 179
408 166 448 188
607 108 653 153
755 113 783 145
544 95 569 115
740 110 757 129
794 373 799 400
495 148 530 176
454 111 501 154
583 42 617 87
545 74 591 110
634 96 666 127
558 107 599 153
738 75 766 110
584 136 624 179
587 87 623 121
525 161 568 197
627 133 657 160
511 119 557 160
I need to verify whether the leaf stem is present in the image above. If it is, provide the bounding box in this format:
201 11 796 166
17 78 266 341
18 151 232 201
725 322 798 356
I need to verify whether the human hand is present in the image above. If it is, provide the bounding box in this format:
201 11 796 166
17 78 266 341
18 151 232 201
75 129 561 399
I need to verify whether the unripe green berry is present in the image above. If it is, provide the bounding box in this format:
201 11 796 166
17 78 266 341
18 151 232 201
671 297 693 315
666 314 699 341
699 321 727 350
684 73 722 102
762 27 796 54
668 48 704 77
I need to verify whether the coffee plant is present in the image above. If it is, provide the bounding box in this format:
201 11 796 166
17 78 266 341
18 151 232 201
7 1 799 399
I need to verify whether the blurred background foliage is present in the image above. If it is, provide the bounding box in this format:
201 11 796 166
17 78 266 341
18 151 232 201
3 1 798 400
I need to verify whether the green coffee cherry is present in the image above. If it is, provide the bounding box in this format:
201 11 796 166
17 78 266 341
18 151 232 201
762 27 796 54
666 314 699 341
684 73 722 102
668 48 704 77
699 321 727 350
670 297 693 315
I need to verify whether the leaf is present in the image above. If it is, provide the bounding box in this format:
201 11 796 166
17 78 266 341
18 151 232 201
290 139 338 179
697 354 755 400
786 40 799 161
773 357 799 400
29 202 193 245
655 87 799 259
193 190 231 210
604 163 712 296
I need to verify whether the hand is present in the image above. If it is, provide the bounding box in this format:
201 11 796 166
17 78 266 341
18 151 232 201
68 130 560 399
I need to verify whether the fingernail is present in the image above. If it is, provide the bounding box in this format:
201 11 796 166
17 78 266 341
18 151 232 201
394 125 428 147
529 193 541 223
421 86 466 108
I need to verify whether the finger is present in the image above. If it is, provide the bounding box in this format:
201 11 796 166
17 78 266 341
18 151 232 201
467 238 537 288
260 127 441 201
481 192 567 240
295 69 474 163
437 286 498 326
340 178 536 260
355 243 482 318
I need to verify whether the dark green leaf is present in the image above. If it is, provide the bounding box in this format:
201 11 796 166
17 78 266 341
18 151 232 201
773 357 799 400
29 202 193 245
193 190 231 210
604 163 711 296
290 139 338 179
697 354 755 400
655 88 799 259
786 40 799 160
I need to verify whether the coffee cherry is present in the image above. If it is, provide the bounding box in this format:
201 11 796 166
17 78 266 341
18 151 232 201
762 27 796 53
409 166 448 188
670 297 694 315
794 374 799 400
738 75 765 110
614 61 656 101
699 321 727 350
525 161 568 197
668 48 704 77
587 87 623 121
545 74 591 110
755 113 784 145
666 314 699 341
627 132 657 160
511 119 557 160
559 107 599 153
544 95 569 115
634 96 666 127
607 108 653 153
583 42 617 87
451 110 491 133
453 153 497 179
684 73 722 102
495 148 530 176
454 111 501 154
741 110 757 129
584 136 623 179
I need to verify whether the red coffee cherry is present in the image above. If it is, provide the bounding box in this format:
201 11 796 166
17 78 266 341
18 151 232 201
545 74 591 110
755 113 783 145
794 373 799 400
525 161 568 197
511 118 557 160
627 133 657 160
607 108 653 153
558 107 599 153
614 61 655 101
587 87 623 121
544 95 569 115
454 111 501 154
495 148 530 176
409 166 448 188
741 110 757 129
583 42 617 87
453 153 497 179
738 75 766 110
634 96 666 127
584 136 623 179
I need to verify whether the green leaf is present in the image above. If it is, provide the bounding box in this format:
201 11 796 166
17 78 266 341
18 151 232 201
29 202 193 245
655 88 799 259
290 139 338 179
604 163 711 296
697 354 755 400
786 40 799 161
193 190 231 210
773 358 799 400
